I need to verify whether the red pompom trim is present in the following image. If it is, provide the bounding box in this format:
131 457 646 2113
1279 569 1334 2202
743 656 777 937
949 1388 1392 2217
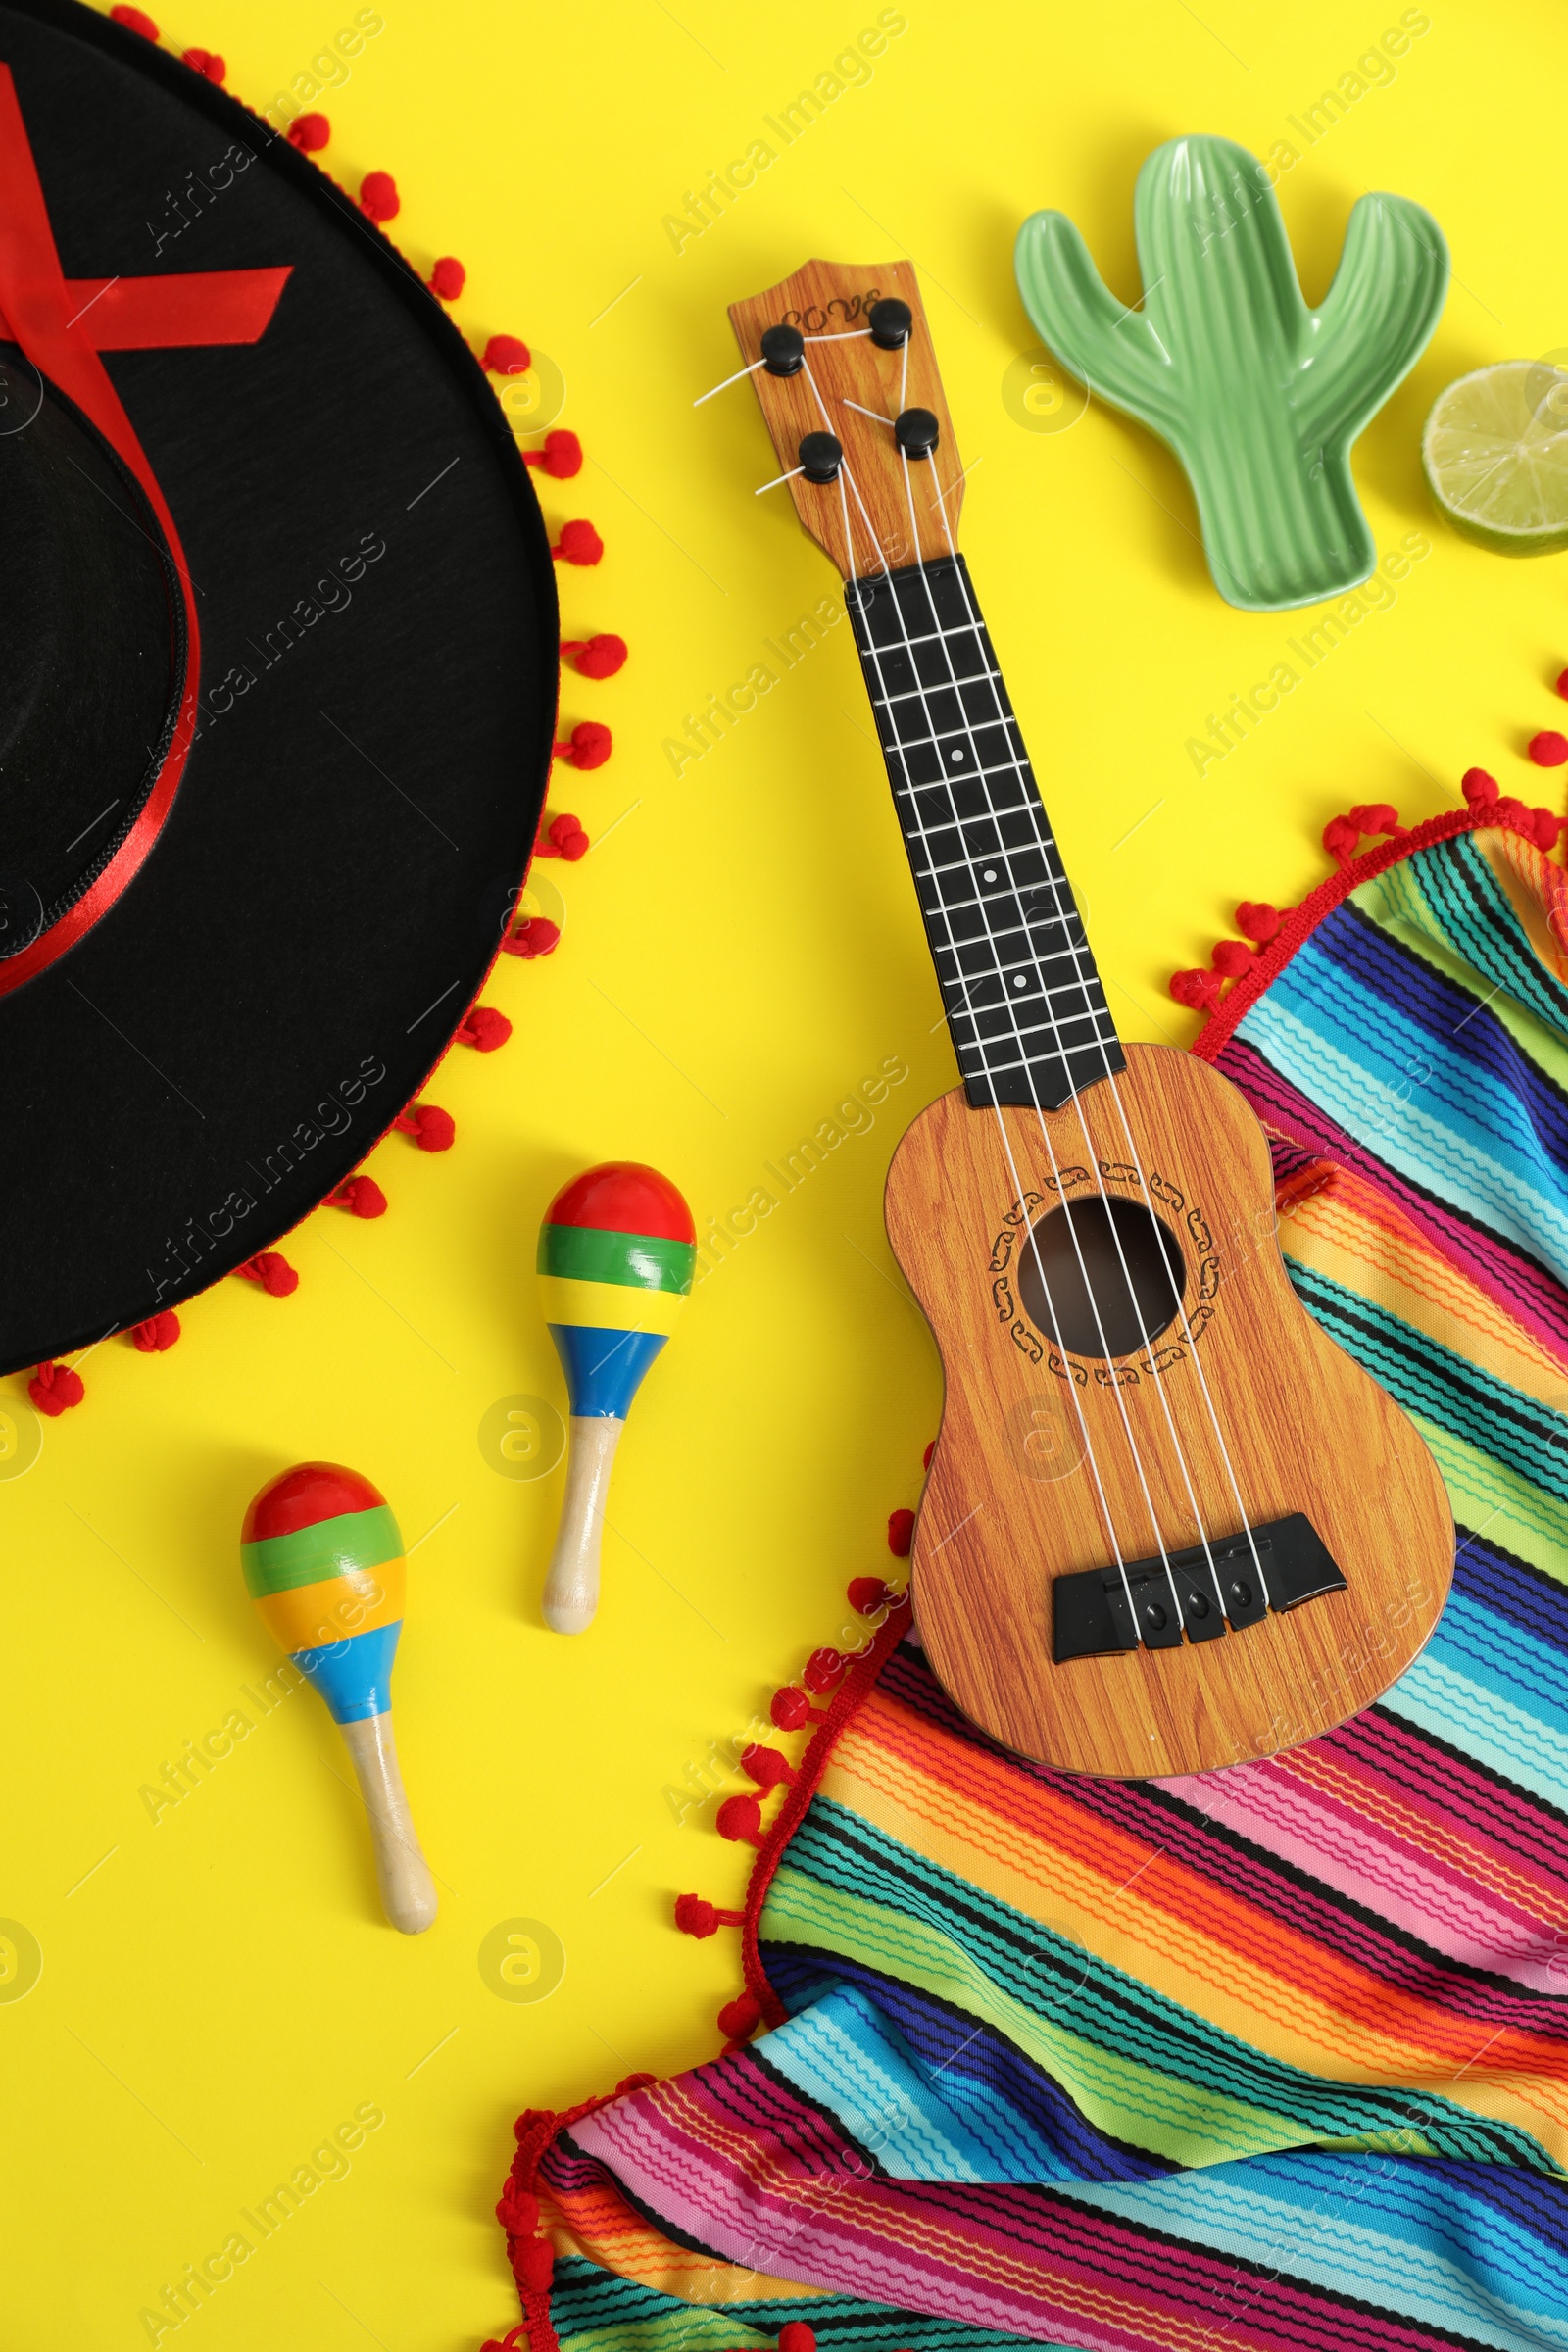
769 1685 824 1732
428 256 466 301
236 1252 298 1298
523 429 582 480
887 1506 915 1557
1529 730 1568 768
803 1646 847 1695
457 1004 512 1051
715 1793 765 1848
502 917 561 959
1461 766 1499 808
287 111 330 151
181 45 223 79
551 519 603 566
1170 968 1224 1012
29 1360 84 1414
563 632 627 679
483 333 531 376
717 1988 761 2041
495 2185 539 2238
514 2238 554 2293
778 2326 818 2352
393 1102 454 1152
1347 803 1401 835
673 1892 743 1938
131 1310 181 1352
742 1742 796 1791
110 5 159 36
326 1173 387 1219
554 720 612 770
1235 900 1281 944
359 170 400 222
534 812 589 861
848 1575 892 1616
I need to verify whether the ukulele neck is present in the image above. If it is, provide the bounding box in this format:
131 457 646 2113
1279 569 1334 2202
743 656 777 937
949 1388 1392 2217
846 552 1124 1112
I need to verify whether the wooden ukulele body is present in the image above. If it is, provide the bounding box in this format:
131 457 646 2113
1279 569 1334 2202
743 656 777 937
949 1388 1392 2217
886 1050 1453 1778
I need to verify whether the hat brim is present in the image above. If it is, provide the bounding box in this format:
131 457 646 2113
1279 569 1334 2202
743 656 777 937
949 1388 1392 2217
0 0 558 1371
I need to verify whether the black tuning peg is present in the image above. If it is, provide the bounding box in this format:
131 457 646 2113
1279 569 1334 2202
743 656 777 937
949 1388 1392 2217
798 432 843 483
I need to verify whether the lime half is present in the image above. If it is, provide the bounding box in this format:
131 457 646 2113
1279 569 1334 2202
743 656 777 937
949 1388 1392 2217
1423 361 1568 554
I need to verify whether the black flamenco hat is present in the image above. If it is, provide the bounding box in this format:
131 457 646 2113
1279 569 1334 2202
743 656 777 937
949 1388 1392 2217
0 0 561 1377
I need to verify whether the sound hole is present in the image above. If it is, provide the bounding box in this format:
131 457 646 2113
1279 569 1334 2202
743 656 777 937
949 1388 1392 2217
1017 1196 1186 1359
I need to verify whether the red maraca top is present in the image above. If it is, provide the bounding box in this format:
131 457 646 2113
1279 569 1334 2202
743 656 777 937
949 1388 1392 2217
242 1460 387 1544
544 1161 695 1242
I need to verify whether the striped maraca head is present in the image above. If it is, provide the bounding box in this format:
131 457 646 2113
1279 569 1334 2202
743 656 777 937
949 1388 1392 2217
241 1463 406 1723
537 1162 696 1418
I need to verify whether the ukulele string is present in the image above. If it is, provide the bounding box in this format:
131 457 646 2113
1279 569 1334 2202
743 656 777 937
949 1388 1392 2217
922 458 1265 1616
800 360 1146 1635
920 464 1225 1616
889 445 1198 1633
692 356 768 407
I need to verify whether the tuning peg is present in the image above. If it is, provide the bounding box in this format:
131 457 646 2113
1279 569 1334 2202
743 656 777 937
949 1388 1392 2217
894 406 940 460
760 324 805 376
799 432 843 483
868 297 912 349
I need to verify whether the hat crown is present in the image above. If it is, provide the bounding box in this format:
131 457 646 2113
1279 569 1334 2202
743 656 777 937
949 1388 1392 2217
0 344 180 957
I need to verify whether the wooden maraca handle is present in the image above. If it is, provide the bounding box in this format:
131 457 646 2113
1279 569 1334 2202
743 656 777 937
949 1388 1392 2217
541 1415 622 1634
338 1712 438 1935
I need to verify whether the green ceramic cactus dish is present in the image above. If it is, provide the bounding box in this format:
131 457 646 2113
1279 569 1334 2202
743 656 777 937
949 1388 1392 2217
1014 135 1449 612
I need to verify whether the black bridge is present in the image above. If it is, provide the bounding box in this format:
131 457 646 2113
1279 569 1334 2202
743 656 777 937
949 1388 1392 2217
1052 1514 1347 1662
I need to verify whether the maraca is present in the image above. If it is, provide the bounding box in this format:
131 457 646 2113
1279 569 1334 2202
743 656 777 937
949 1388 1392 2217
240 1462 437 1934
537 1161 695 1632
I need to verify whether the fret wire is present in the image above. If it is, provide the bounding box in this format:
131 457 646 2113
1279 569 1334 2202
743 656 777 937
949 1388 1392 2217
910 854 1069 887
891 760 1033 791
956 1031 1120 1067
940 941 1086 968
856 617 989 652
963 1049 1123 1082
877 672 1004 706
915 890 1085 952
927 890 1072 917
951 1009 1119 1045
876 698 1014 726
912 849 1066 880
955 1021 1121 1067
941 969 1107 1004
947 990 1116 1032
960 1019 1120 1063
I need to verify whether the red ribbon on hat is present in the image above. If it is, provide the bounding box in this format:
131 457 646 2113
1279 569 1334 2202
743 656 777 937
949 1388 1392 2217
0 65 291 995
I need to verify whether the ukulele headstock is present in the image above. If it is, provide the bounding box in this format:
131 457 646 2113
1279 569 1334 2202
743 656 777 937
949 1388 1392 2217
727 258 964 581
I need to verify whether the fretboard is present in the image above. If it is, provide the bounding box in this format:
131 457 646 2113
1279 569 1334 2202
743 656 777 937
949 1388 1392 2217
847 555 1123 1112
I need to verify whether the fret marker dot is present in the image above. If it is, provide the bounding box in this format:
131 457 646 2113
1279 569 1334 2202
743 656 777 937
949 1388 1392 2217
983 868 997 882
1013 975 1027 988
950 750 963 763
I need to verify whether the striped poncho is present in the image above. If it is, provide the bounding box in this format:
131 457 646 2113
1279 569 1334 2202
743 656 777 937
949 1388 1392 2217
501 812 1568 2352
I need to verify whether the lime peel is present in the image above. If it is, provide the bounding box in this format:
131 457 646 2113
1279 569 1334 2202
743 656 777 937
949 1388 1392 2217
1423 361 1568 555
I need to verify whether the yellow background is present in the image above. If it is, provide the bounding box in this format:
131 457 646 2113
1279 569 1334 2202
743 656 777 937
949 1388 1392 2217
4 0 1565 2342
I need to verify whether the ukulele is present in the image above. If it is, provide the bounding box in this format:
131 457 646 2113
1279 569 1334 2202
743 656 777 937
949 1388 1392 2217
724 258 1453 1779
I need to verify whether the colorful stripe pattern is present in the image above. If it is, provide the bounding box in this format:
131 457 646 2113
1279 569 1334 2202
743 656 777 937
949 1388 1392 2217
538 1160 696 1419
241 1462 406 1723
527 823 1568 2350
